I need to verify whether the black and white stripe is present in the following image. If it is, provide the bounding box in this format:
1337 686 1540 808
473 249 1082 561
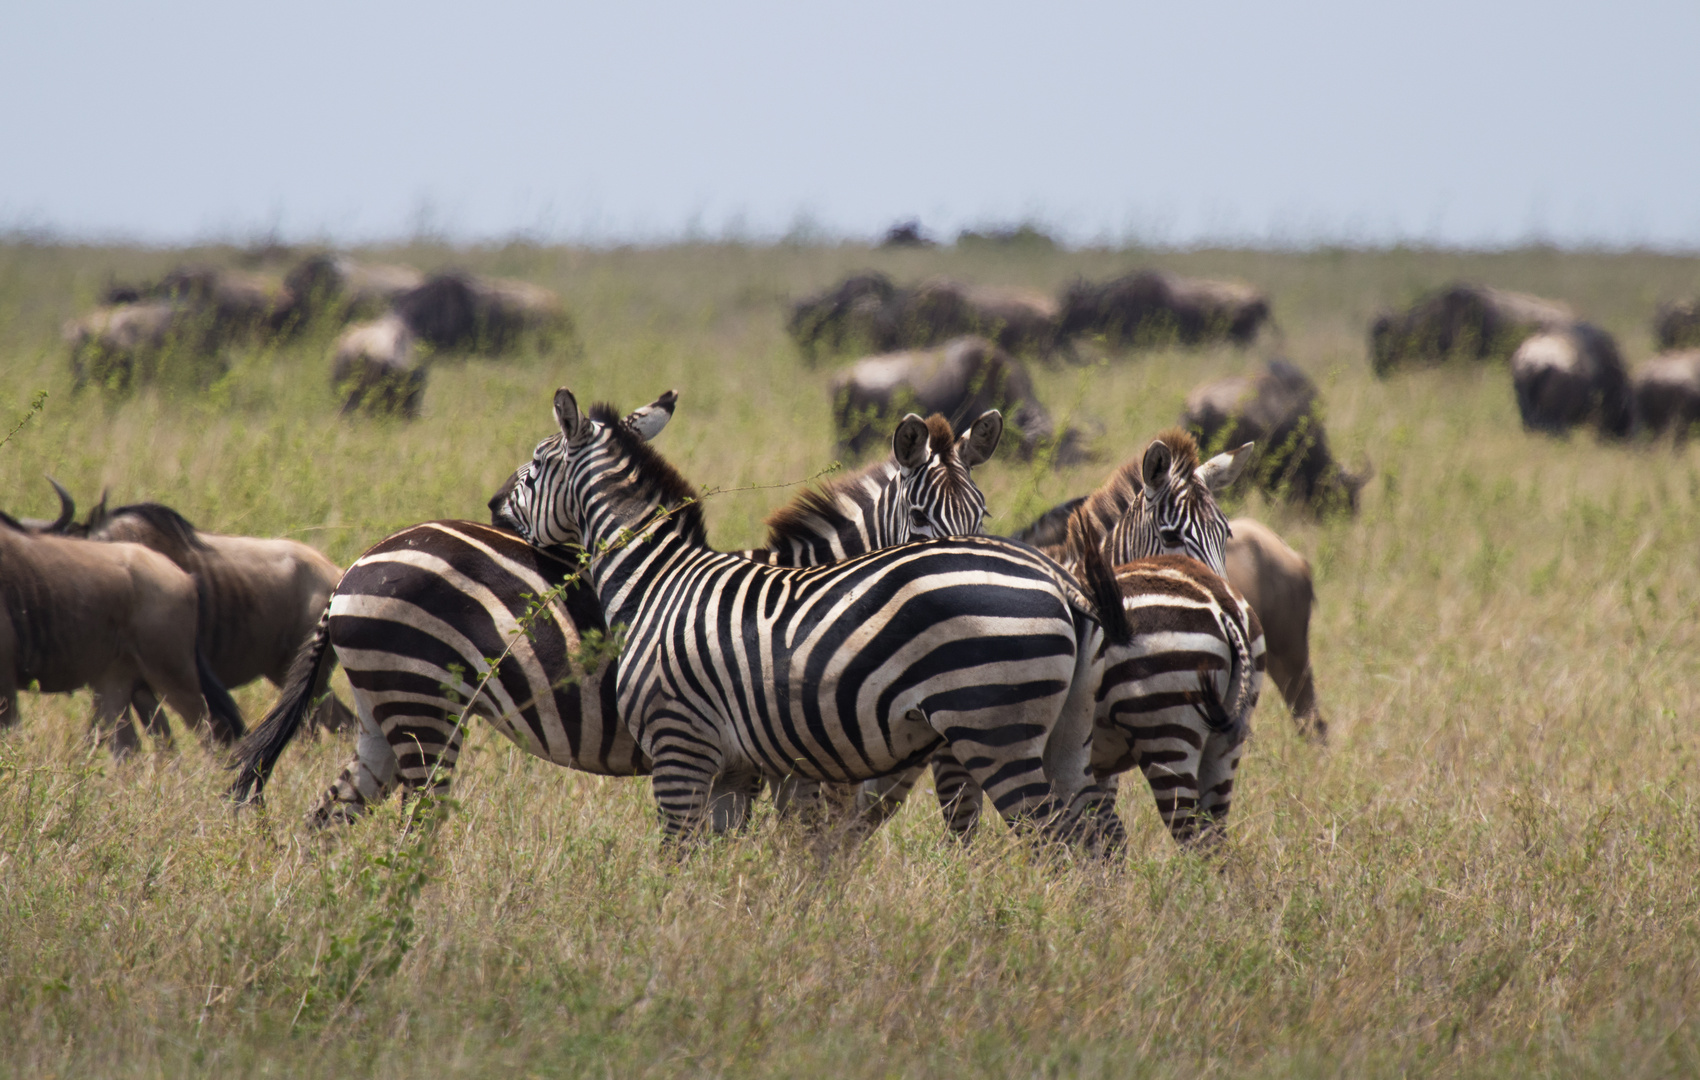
228 400 1013 832
880 430 1266 848
230 396 680 820
497 387 1119 848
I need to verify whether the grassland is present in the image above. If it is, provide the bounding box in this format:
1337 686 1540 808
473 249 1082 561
1 238 1698 1078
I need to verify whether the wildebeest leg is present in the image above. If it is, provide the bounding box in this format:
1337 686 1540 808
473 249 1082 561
1272 656 1325 743
91 678 141 760
136 654 226 750
309 701 401 827
314 693 357 734
129 686 177 751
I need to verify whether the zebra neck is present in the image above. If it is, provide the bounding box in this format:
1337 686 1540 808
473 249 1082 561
581 498 702 628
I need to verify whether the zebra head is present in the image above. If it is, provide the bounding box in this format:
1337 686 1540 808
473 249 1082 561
891 410 1001 540
1116 427 1253 575
496 389 679 550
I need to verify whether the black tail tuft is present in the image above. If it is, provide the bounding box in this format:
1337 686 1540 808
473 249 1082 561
1069 508 1132 646
1183 664 1235 733
196 650 246 744
228 607 335 804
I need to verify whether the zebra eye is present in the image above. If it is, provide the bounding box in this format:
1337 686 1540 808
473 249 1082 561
1159 527 1183 547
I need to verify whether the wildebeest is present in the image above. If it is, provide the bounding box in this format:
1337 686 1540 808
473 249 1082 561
1057 270 1271 349
903 279 1061 357
1508 324 1632 437
63 301 192 391
1654 299 1700 351
1369 283 1573 375
1013 503 1325 741
1183 359 1370 514
1631 350 1700 440
787 273 1061 360
331 314 426 418
283 253 425 322
0 511 244 755
830 335 1087 464
105 264 300 338
879 220 934 248
391 272 571 355
787 272 900 361
72 496 352 734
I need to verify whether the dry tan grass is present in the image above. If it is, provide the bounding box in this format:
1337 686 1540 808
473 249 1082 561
1 239 1698 1077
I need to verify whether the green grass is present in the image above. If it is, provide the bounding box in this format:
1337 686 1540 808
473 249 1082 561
1 238 1699 1078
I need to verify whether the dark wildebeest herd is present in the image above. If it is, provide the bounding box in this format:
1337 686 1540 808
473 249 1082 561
63 252 571 417
6 251 1699 861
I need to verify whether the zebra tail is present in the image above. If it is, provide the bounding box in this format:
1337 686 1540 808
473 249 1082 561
1068 507 1132 646
196 648 246 744
1218 605 1257 743
228 605 335 804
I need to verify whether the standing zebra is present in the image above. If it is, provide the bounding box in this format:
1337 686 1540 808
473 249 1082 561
228 399 1001 829
889 429 1266 848
494 387 1126 848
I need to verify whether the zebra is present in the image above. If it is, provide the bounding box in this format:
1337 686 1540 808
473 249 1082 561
740 408 1004 834
227 398 1003 830
878 429 1267 848
493 386 1128 849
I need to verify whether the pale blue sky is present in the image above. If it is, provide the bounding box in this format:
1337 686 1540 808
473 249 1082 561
3 0 1696 247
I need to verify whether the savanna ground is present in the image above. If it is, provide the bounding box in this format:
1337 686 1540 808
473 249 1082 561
1 238 1698 1078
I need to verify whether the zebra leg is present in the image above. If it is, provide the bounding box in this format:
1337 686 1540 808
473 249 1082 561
709 769 763 833
1136 732 1207 847
308 699 402 827
937 726 1066 841
925 753 984 838
644 705 725 844
854 765 924 830
1192 728 1248 850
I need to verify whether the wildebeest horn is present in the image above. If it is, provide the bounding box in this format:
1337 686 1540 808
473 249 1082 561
45 476 75 532
84 488 110 531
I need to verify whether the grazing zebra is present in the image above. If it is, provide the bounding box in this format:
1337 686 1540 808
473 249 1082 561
895 429 1266 848
228 399 1003 829
494 386 1126 849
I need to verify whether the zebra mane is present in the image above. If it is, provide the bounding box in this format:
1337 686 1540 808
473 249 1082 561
1152 427 1201 472
1078 427 1206 535
762 457 893 550
924 413 955 455
587 402 707 543
104 503 211 552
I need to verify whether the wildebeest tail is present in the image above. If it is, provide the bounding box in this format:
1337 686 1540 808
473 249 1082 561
196 649 246 743
1068 507 1131 646
228 606 334 804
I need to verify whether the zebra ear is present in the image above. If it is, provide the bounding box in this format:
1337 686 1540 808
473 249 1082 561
1198 442 1255 494
624 389 678 442
554 387 589 443
1141 440 1174 489
958 410 1003 468
892 414 930 471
